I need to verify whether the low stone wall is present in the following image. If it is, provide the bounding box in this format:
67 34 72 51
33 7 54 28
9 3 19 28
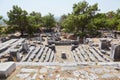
16 62 120 67
48 40 79 45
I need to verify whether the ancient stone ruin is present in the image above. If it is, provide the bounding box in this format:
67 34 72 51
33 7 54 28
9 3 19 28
111 44 120 61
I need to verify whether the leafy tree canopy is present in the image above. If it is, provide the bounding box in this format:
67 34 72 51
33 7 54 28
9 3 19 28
61 1 99 37
42 13 56 29
7 5 28 36
0 16 2 20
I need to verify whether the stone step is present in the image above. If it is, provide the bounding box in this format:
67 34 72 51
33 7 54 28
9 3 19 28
44 49 52 62
89 47 105 62
38 47 48 62
27 47 41 62
75 48 85 62
21 46 35 62
34 46 45 62
49 51 55 62
72 50 80 62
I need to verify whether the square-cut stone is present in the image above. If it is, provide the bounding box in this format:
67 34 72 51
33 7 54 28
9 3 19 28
0 62 16 78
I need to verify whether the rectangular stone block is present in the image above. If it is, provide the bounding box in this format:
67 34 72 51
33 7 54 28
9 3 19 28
0 62 16 78
111 44 120 61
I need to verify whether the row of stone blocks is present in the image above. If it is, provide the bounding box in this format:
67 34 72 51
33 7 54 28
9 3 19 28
48 40 79 45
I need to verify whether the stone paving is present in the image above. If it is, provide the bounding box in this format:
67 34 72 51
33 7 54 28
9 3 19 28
8 63 120 80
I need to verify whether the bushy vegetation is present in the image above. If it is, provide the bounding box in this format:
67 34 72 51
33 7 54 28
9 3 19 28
3 5 56 36
60 1 120 38
0 16 6 36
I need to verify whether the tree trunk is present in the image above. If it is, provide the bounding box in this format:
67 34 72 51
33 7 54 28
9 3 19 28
20 27 24 36
81 26 84 33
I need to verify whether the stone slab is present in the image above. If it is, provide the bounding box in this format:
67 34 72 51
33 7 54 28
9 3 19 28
16 73 30 79
20 68 37 73
0 62 16 78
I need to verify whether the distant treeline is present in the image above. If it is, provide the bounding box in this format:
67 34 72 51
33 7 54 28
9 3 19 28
0 1 120 38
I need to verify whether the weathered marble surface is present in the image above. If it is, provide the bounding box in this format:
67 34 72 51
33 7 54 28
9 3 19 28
0 62 16 78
